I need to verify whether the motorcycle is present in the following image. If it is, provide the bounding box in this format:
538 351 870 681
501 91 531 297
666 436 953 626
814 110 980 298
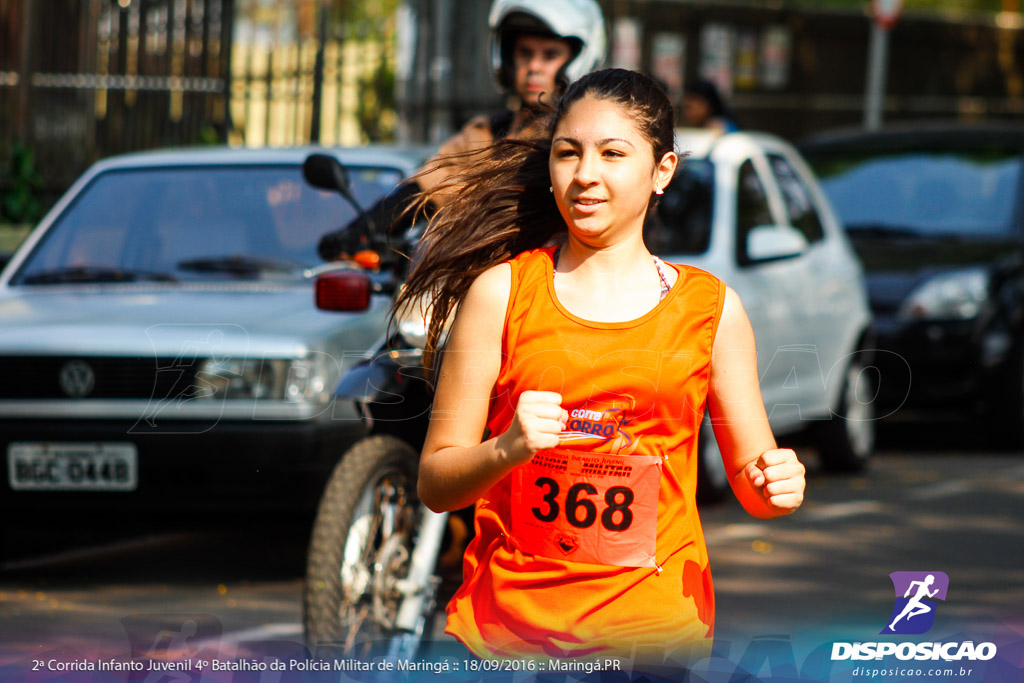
299 153 452 660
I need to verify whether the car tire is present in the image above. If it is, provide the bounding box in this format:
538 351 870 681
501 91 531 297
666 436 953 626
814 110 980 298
304 435 426 657
814 355 876 472
985 344 1024 450
697 415 730 504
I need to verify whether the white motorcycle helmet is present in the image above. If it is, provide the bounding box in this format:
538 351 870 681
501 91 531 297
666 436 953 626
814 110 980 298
489 0 607 94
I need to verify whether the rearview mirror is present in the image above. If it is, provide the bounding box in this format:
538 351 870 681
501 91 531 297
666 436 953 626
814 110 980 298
303 153 351 193
303 152 376 241
746 225 808 262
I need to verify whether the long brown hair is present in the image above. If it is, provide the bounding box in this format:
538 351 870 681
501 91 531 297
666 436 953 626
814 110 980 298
394 68 675 367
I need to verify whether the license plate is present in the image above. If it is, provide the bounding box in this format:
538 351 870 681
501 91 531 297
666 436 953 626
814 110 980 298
7 442 138 491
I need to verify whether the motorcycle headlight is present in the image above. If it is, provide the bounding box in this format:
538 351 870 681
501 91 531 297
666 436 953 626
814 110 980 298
397 316 428 350
393 285 453 350
394 286 432 349
898 267 989 321
195 358 330 402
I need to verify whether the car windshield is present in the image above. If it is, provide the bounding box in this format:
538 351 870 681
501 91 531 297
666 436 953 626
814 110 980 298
812 148 1021 238
645 158 714 255
12 164 403 284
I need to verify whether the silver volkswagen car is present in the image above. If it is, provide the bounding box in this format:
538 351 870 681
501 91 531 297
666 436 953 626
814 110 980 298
0 147 428 520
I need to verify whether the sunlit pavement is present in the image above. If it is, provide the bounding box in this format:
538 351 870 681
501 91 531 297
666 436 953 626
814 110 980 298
0 522 309 661
1 421 1022 674
706 451 1024 637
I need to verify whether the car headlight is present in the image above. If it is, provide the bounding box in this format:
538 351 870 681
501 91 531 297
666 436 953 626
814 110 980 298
195 358 330 402
898 267 989 321
283 356 330 403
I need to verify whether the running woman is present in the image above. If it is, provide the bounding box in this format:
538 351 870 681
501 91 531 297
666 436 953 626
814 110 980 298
395 68 805 662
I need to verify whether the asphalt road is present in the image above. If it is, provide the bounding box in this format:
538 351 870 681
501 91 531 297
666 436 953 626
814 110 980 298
1 419 1022 681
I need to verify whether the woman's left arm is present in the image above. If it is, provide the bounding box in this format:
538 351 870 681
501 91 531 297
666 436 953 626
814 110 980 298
707 286 805 519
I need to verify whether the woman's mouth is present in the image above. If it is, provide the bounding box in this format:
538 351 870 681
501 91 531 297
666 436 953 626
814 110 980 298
571 197 605 213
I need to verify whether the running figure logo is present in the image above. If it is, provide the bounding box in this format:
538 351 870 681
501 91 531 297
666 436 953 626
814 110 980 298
881 571 949 635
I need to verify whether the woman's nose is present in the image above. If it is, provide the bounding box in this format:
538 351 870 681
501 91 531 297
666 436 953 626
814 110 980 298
574 152 599 185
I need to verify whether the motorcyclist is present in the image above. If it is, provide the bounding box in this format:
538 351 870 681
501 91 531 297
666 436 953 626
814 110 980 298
317 0 607 262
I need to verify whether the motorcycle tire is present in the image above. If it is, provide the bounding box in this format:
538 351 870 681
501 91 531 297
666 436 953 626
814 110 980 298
304 435 426 657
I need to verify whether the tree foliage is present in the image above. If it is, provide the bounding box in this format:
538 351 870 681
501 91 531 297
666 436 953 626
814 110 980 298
328 0 400 141
328 0 400 40
1 143 44 224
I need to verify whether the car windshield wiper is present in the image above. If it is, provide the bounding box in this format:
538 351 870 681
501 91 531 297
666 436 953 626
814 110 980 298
175 255 303 276
20 266 179 285
844 224 922 238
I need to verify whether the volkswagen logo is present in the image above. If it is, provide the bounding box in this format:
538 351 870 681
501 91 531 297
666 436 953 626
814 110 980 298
59 360 96 398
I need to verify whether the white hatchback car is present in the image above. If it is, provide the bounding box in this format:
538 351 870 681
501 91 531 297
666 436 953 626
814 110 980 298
649 129 874 499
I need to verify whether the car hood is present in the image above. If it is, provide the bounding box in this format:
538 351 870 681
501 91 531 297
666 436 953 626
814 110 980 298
0 283 388 357
849 235 1015 312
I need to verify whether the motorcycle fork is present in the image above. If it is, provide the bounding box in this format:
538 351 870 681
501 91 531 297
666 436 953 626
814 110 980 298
393 507 448 633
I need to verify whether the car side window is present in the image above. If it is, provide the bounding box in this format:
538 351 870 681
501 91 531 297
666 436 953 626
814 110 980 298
768 154 825 244
646 158 715 255
736 160 774 266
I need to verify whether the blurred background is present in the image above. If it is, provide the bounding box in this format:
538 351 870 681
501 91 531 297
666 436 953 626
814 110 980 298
1 2 1022 677
3 0 1024 227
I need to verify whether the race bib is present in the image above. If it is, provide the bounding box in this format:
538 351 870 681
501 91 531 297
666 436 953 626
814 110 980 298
510 449 661 567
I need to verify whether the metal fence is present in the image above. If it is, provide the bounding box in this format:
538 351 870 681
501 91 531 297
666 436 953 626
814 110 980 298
5 0 1024 215
0 0 233 198
228 1 397 148
0 0 397 214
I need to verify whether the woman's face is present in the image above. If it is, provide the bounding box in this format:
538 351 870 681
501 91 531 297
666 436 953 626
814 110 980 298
549 94 676 246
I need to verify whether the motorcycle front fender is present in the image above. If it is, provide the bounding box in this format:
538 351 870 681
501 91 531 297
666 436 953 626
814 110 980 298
335 348 433 447
335 351 430 402
336 354 403 403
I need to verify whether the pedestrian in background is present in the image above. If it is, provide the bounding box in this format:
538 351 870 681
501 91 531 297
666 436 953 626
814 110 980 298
681 77 738 134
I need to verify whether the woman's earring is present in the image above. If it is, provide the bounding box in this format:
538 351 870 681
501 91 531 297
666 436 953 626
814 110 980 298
549 186 553 193
655 187 664 195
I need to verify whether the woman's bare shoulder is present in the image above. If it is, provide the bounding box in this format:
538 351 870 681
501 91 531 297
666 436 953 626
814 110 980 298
470 261 512 293
452 262 513 338
463 263 512 315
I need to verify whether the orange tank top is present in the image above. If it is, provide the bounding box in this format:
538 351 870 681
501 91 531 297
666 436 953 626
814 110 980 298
445 246 726 661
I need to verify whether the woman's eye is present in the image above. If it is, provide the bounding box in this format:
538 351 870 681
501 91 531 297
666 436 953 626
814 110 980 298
556 149 578 158
603 149 624 158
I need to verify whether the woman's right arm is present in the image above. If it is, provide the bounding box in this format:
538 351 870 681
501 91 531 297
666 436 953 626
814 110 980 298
417 263 567 512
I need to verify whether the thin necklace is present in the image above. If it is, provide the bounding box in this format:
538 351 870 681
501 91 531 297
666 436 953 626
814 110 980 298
552 246 672 301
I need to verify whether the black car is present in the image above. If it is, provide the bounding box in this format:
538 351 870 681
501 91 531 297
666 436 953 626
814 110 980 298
800 123 1024 447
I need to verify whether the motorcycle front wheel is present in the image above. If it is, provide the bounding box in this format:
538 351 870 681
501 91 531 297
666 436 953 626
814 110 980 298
304 435 425 658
